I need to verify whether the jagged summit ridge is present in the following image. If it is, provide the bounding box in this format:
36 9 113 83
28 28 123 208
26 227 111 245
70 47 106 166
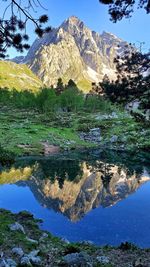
12 16 130 91
63 15 82 25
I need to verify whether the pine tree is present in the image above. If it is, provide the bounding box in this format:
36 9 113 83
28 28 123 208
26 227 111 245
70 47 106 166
99 0 150 22
56 78 64 95
0 0 51 58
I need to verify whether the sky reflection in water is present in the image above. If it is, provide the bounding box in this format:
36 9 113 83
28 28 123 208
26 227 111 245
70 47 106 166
0 150 150 247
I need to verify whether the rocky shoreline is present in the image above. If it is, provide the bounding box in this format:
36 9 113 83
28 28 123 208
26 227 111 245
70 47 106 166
0 209 150 267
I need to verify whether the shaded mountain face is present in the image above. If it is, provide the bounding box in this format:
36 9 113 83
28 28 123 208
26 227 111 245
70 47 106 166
13 16 130 91
1 154 150 222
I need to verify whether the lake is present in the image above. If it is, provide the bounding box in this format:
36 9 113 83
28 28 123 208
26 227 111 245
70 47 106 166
0 149 150 247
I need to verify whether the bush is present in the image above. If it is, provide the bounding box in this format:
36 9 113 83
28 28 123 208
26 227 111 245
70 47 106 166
36 88 58 112
60 87 84 112
0 145 15 166
119 242 138 251
84 95 115 113
0 86 119 114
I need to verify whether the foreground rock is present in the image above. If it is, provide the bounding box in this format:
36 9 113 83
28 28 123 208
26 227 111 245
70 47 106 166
63 252 92 266
79 128 101 143
0 209 150 266
41 143 60 155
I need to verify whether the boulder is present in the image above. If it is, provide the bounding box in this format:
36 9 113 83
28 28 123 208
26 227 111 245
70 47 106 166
111 112 118 118
110 135 118 143
63 252 93 266
25 251 41 266
96 256 110 264
133 258 144 267
0 259 8 267
61 238 70 244
5 259 17 267
28 250 40 258
39 233 48 242
9 223 25 234
80 128 101 144
20 256 32 266
12 247 24 258
0 259 17 267
30 256 41 266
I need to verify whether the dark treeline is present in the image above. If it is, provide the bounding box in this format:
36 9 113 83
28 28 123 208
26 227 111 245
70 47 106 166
100 74 150 109
0 82 115 113
100 50 150 112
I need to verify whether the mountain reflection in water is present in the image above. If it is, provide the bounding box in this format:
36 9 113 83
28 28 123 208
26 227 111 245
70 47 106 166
0 150 150 222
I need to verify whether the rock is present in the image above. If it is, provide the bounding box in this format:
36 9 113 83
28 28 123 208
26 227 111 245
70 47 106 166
9 223 25 234
90 128 100 133
111 112 118 118
30 256 41 266
28 250 40 258
26 251 41 266
65 141 76 146
17 16 129 90
110 135 118 143
6 259 17 267
0 259 17 267
80 128 101 144
20 256 32 266
12 247 24 257
63 252 92 266
0 259 8 267
39 233 48 242
26 237 38 244
125 100 140 112
0 252 4 258
96 256 110 264
41 233 48 239
61 237 70 244
133 258 144 267
145 109 150 121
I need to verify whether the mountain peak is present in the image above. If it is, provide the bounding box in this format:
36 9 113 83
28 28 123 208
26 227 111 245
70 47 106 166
11 16 132 91
68 16 80 24
61 16 84 29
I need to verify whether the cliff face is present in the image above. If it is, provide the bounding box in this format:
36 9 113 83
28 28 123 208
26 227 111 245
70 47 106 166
13 16 130 91
27 28 88 89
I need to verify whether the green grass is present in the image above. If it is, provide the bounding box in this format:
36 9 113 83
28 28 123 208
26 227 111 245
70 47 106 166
0 107 94 155
0 106 149 156
0 61 43 91
0 209 40 251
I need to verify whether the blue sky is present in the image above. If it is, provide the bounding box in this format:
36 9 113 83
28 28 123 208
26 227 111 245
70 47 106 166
3 0 150 57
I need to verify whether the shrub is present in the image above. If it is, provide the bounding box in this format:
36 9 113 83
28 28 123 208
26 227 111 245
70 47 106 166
0 145 15 166
60 87 84 112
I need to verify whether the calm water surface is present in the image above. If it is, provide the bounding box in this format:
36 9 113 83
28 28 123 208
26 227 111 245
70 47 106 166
0 149 150 247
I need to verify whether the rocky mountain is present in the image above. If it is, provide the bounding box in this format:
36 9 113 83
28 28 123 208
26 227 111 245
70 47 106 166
13 16 130 91
1 159 149 222
0 61 43 91
25 162 149 222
